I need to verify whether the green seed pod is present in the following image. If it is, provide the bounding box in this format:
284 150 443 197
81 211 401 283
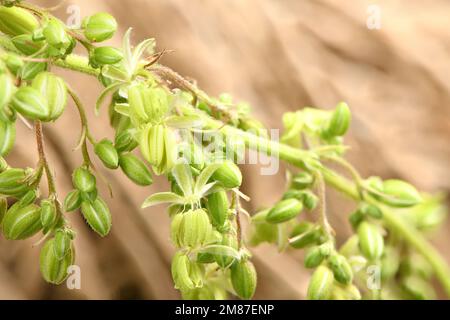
230 260 257 300
196 252 215 264
31 72 67 121
215 234 238 268
171 252 195 290
330 283 361 300
72 167 96 193
2 203 42 239
81 189 98 203
304 247 326 269
206 190 229 228
324 102 351 138
90 46 123 66
40 238 74 285
11 33 43 55
179 209 212 248
170 213 184 247
119 153 153 186
0 168 30 197
282 189 303 201
375 179 422 208
0 72 16 110
40 199 57 231
81 197 111 237
63 189 82 212
266 199 303 224
212 160 242 189
43 19 71 49
114 129 138 153
5 54 24 75
290 226 323 249
0 197 6 224
17 188 37 207
20 60 47 81
328 253 353 285
140 124 164 167
53 229 71 260
94 139 119 169
0 6 39 36
11 86 49 121
291 172 314 189
0 120 16 156
83 13 117 42
360 203 383 219
357 222 384 261
301 190 319 210
307 265 334 300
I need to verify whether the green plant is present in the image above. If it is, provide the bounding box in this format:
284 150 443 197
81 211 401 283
0 0 448 300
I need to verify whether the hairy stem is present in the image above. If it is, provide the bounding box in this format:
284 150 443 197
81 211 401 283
34 121 56 195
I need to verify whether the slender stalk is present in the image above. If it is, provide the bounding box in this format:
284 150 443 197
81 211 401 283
34 121 56 195
14 50 450 297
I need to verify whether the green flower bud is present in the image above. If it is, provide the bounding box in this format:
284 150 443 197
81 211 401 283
40 238 74 284
128 85 170 125
43 19 71 49
307 265 334 300
375 179 422 208
90 46 123 66
170 213 184 247
323 102 351 138
0 73 16 110
40 199 57 231
16 189 36 208
0 6 39 36
81 189 98 203
31 72 67 121
2 203 42 239
328 253 353 285
81 197 111 237
11 34 43 55
63 189 82 212
179 209 212 248
119 153 153 186
0 168 30 197
19 60 47 81
72 167 96 193
266 199 303 224
83 13 117 42
5 54 23 75
94 139 119 169
0 197 7 224
0 119 16 156
53 229 71 260
140 123 164 167
212 160 242 189
206 190 229 228
196 252 215 264
357 222 384 261
300 190 319 210
231 260 257 300
291 172 314 189
114 129 138 153
304 247 326 269
362 204 382 219
215 234 238 268
11 86 49 121
330 283 361 300
282 189 302 201
290 226 323 249
171 252 195 290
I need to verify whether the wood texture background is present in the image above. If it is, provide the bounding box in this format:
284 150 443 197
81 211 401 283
1 0 449 299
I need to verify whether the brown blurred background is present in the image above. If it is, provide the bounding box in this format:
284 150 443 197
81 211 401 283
1 0 449 299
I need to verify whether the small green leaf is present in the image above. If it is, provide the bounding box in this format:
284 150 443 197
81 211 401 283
95 82 123 115
142 192 184 208
172 163 194 197
194 163 221 194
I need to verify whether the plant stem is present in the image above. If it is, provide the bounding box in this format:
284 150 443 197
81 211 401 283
34 121 56 195
22 51 450 297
